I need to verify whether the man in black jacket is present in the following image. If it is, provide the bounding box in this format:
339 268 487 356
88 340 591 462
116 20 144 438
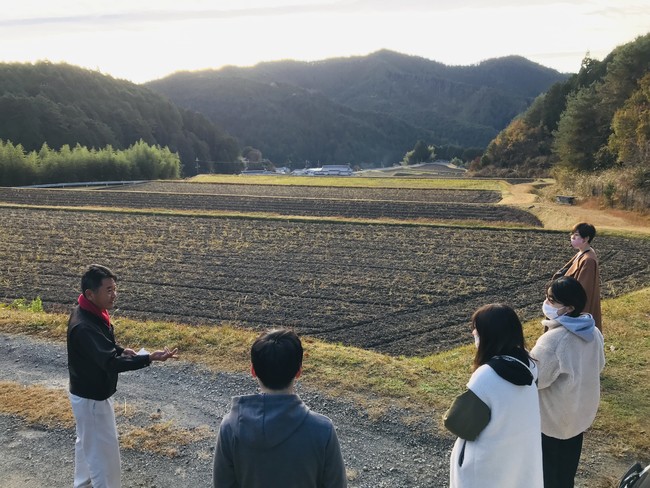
67 264 177 488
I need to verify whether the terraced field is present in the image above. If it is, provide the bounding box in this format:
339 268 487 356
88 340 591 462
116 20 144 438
0 206 647 356
0 186 541 225
113 181 503 203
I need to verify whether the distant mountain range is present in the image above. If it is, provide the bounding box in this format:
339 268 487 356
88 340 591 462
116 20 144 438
147 50 569 165
0 52 569 171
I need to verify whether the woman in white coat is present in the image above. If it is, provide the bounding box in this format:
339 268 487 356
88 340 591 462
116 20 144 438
444 304 543 488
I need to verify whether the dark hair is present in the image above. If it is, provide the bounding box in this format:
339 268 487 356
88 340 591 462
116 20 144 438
572 222 596 243
472 304 530 371
251 329 303 390
547 277 586 317
81 264 117 296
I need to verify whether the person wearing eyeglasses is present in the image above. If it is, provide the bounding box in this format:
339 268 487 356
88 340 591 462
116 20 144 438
532 276 605 488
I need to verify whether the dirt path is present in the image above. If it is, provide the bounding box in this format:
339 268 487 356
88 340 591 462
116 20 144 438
0 331 638 488
501 181 650 234
0 332 450 488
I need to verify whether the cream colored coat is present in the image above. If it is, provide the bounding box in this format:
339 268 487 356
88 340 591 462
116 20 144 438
531 316 605 439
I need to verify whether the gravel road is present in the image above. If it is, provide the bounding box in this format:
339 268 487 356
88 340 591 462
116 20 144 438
1 331 635 488
0 332 452 488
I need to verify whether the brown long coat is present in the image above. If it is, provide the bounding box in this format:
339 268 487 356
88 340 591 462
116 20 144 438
560 249 602 331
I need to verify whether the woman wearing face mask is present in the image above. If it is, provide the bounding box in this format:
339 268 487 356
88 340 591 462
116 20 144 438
444 304 543 488
552 222 602 331
531 277 605 488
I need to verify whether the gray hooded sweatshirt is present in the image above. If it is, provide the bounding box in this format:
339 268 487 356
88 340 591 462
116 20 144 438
213 393 347 488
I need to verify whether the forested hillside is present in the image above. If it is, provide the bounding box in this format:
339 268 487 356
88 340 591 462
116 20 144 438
232 51 564 130
148 74 438 167
146 51 567 166
0 62 239 175
478 34 650 209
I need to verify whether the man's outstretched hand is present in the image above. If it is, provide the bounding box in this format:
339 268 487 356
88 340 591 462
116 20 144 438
150 347 179 362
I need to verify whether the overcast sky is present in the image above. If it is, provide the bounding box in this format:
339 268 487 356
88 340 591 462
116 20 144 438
1 0 648 83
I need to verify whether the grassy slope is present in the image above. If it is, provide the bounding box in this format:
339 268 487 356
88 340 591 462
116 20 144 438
1 287 648 457
502 180 650 236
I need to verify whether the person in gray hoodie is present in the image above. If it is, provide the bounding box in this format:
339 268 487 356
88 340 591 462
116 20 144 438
213 328 347 488
531 276 605 488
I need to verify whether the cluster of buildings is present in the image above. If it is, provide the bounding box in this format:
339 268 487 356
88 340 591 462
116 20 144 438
291 165 354 176
241 164 354 176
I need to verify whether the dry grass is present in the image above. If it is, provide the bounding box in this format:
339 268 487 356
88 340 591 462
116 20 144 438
1 287 649 458
588 290 650 456
0 380 212 458
188 174 506 191
119 421 213 458
504 180 650 236
0 381 75 428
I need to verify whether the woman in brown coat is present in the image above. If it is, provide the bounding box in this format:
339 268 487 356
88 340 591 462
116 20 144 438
552 222 602 331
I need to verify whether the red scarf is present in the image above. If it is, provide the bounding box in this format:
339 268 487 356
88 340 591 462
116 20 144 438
78 293 111 328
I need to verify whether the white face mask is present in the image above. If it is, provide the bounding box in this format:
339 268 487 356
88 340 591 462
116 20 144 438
473 332 480 348
542 301 565 320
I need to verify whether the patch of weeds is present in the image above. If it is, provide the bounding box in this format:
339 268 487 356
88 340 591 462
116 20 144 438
0 381 74 428
9 296 44 313
119 421 213 458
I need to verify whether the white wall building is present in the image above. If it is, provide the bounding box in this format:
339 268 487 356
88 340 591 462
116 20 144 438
304 165 354 176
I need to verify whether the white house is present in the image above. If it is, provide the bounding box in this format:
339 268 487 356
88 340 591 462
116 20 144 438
305 165 354 176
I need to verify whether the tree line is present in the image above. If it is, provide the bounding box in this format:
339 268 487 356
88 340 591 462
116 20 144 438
402 141 483 166
0 62 239 177
0 139 180 186
476 33 649 208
